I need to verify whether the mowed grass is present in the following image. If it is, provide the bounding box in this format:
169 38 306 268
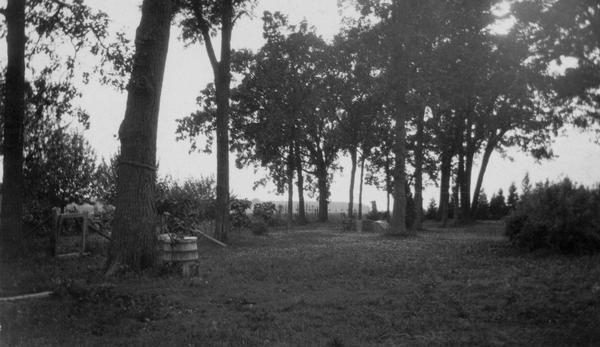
1 221 600 346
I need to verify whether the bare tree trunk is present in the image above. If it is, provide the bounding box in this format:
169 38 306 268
358 151 366 219
316 163 329 222
390 113 410 235
286 144 294 229
439 150 452 227
413 108 425 230
108 0 173 272
211 0 234 242
462 149 474 223
295 148 306 224
347 147 357 218
471 140 495 214
1 0 26 259
461 119 475 223
452 178 460 227
385 154 391 215
456 148 465 224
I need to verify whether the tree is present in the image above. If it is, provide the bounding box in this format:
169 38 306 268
469 32 559 218
0 0 129 258
1 0 26 258
521 172 532 196
25 129 97 208
225 13 338 223
93 154 119 205
331 26 381 219
507 182 519 211
474 190 490 220
178 0 254 241
107 0 174 273
489 189 508 220
513 0 600 133
424 199 437 220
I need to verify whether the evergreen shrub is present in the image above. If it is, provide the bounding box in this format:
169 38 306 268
505 178 600 254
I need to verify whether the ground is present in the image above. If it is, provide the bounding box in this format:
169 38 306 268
1 221 599 346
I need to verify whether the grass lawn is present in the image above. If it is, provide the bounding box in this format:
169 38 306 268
1 221 599 346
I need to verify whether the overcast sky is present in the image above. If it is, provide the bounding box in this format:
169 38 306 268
3 0 600 208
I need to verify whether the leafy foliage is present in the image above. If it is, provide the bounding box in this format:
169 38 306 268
507 182 519 211
474 190 491 220
0 73 98 220
230 198 251 229
505 178 600 253
92 154 119 205
24 130 97 207
513 0 600 132
489 189 509 220
424 199 438 220
249 220 268 235
252 202 276 223
156 176 216 235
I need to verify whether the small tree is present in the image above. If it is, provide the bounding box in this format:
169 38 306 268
424 199 438 220
93 154 119 205
489 189 508 220
474 190 490 220
522 173 532 196
178 0 255 242
24 130 97 208
507 182 519 211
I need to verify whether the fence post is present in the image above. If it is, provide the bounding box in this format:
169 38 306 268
51 207 61 256
82 212 89 254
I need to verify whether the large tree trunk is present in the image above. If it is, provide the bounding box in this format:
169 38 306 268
295 148 306 224
452 177 460 227
413 108 425 230
316 152 329 222
358 151 365 219
212 1 234 242
456 144 465 224
471 140 495 215
316 158 329 222
462 149 474 223
385 154 391 215
439 150 452 227
108 0 173 272
461 120 475 223
286 144 294 229
347 147 357 218
390 113 410 235
1 0 26 259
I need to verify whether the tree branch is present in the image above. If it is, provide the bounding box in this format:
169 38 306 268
191 4 219 72
201 26 219 73
48 0 74 10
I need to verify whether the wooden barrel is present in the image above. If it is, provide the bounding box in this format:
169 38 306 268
158 234 198 262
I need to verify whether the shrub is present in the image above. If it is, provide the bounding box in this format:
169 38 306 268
489 189 509 220
250 220 268 235
366 210 389 221
252 202 276 223
156 176 216 235
230 198 251 228
505 178 600 254
424 199 438 220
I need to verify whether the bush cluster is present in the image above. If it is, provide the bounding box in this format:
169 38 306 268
250 220 269 235
156 176 216 235
252 202 276 223
230 198 252 229
505 178 600 254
